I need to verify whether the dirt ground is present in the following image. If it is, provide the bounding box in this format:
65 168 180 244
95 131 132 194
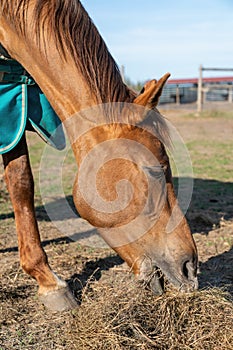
0 105 232 349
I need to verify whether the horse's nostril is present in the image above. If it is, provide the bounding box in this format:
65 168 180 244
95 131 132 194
182 257 198 281
182 260 190 279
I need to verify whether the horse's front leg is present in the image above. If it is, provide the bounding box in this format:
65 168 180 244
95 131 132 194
2 134 77 311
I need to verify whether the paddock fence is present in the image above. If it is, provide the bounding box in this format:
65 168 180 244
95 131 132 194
159 66 233 111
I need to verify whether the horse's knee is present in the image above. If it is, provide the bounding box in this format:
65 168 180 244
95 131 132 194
3 135 33 193
4 155 34 205
6 155 33 187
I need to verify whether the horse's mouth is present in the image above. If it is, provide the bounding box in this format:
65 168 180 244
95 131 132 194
137 266 165 295
139 262 198 295
148 268 165 295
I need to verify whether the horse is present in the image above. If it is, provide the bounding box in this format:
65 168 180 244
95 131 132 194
0 0 198 311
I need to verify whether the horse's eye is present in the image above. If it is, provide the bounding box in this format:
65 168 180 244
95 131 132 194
142 165 166 178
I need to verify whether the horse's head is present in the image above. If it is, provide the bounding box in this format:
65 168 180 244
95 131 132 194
114 73 198 294
73 73 198 295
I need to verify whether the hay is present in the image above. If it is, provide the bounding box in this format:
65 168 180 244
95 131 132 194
66 275 233 350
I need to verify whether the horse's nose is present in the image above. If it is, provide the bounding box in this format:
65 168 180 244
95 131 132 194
181 255 198 290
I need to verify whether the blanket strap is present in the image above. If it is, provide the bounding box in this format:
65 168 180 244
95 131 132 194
0 55 35 85
0 71 35 85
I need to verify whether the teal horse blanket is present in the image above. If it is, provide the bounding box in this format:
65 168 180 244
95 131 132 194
0 57 65 154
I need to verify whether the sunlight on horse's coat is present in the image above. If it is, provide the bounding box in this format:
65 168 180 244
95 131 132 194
0 0 198 311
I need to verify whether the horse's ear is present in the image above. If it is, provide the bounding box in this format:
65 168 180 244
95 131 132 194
133 73 170 108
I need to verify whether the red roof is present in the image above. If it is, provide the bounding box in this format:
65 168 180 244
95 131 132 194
167 76 233 85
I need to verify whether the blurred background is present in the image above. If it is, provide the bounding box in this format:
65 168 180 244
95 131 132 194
81 0 233 105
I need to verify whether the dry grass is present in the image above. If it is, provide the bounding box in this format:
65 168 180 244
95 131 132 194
0 242 232 350
65 275 233 350
1 266 232 350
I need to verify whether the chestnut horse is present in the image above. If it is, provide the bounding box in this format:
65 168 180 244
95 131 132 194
0 0 198 311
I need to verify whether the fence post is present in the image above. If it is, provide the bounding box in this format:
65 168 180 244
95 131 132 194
228 85 233 103
197 64 203 113
176 85 180 105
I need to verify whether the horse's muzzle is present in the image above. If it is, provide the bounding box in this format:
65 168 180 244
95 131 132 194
138 256 198 294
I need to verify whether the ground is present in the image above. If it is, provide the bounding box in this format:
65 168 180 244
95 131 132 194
0 104 232 349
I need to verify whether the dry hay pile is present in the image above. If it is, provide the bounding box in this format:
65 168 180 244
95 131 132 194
66 275 233 350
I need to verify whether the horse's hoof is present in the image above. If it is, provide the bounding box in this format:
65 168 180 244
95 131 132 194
39 286 78 311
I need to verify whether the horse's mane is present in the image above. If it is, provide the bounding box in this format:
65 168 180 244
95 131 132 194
1 0 135 103
1 0 171 147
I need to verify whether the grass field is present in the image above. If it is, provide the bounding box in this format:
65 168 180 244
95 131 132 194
0 109 232 349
